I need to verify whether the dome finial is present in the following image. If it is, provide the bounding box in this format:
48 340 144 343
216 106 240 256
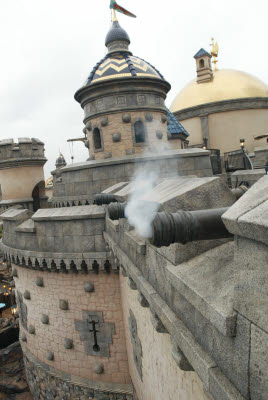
113 9 118 22
210 37 219 71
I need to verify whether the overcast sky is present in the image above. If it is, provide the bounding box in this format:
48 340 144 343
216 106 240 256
0 0 267 178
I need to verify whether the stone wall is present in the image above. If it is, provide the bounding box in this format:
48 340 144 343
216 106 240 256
86 111 171 160
0 138 47 213
24 349 134 400
51 149 213 207
119 275 208 400
15 267 131 386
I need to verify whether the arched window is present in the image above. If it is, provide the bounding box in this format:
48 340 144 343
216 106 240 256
199 59 205 68
134 121 146 143
93 127 102 150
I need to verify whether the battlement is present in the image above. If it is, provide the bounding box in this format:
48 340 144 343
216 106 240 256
0 138 46 169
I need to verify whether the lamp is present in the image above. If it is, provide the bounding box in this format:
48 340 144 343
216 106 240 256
11 305 18 316
202 138 208 150
240 139 245 149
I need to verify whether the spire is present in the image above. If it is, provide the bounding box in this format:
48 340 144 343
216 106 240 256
210 38 219 70
105 20 131 55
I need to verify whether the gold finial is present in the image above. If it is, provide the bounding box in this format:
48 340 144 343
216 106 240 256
210 37 219 71
113 9 118 22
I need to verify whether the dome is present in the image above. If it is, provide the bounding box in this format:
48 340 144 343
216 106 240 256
85 54 164 86
55 152 66 168
45 176 53 189
170 69 268 112
105 21 130 46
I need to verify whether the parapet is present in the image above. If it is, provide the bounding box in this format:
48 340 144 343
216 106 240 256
0 138 46 169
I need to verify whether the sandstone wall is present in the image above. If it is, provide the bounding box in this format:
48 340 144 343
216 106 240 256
120 274 208 400
14 267 130 385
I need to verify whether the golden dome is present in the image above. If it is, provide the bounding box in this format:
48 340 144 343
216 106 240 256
170 69 268 112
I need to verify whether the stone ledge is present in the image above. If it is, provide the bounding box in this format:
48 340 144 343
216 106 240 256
23 345 134 396
1 208 32 221
166 242 237 337
124 231 146 255
223 176 268 243
106 217 119 232
1 242 112 273
173 97 268 121
55 149 211 174
0 198 33 205
209 367 246 400
32 205 105 221
16 219 36 233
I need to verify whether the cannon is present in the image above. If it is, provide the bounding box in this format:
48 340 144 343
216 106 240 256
94 194 118 206
108 202 127 220
149 207 232 247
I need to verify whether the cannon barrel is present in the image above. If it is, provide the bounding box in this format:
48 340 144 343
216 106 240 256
94 194 118 206
108 202 127 220
149 207 232 247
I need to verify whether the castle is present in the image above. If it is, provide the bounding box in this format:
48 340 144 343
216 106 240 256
0 15 268 400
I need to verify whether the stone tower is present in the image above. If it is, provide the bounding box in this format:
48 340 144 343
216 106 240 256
0 138 47 213
194 48 213 83
75 20 173 160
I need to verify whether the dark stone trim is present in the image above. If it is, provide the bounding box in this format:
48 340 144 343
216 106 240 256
0 157 47 170
1 243 118 274
74 77 171 107
167 132 188 141
23 346 134 398
83 109 167 125
173 97 268 121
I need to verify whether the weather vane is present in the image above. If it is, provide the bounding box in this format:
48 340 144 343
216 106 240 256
210 37 219 70
110 0 136 22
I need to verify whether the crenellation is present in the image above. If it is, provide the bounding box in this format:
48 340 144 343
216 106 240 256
0 137 46 166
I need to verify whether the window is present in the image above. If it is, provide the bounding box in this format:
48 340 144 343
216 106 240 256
134 120 146 143
93 127 102 150
199 59 205 68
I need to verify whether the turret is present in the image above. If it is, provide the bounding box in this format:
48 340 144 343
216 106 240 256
194 48 213 83
0 138 47 212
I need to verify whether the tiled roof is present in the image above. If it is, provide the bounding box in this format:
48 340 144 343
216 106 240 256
86 53 164 86
194 48 212 59
167 109 189 137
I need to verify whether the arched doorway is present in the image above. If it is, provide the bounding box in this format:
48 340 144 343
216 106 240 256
32 181 45 212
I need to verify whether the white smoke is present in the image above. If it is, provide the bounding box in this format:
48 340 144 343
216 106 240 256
125 141 173 238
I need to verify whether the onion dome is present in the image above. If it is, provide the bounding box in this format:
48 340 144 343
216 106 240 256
105 20 130 49
55 152 67 168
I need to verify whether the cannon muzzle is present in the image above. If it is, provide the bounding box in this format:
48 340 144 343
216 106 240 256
150 207 232 247
94 194 118 206
108 202 127 220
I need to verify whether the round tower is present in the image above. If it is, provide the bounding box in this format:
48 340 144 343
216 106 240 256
0 138 47 213
75 20 172 160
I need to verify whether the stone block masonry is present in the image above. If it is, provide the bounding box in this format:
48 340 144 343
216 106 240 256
15 267 131 386
51 149 213 207
24 349 134 400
